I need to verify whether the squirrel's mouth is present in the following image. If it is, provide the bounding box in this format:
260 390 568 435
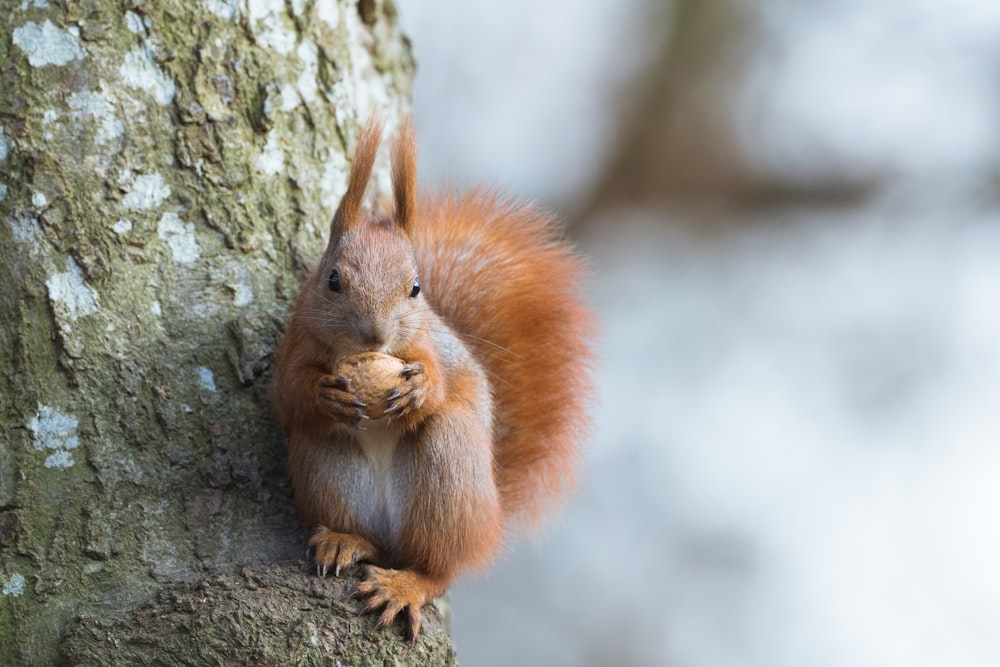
339 336 395 358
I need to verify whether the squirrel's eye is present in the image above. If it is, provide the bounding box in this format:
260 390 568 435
328 269 342 293
409 277 420 299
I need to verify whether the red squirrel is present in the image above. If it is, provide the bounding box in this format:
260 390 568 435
270 118 595 640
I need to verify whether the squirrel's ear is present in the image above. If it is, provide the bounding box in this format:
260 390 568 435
331 117 383 237
392 116 417 237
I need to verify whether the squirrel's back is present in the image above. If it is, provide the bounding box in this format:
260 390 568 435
413 190 596 524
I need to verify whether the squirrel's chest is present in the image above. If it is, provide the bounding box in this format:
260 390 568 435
348 423 410 546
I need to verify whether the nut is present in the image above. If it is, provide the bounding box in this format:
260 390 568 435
334 352 406 419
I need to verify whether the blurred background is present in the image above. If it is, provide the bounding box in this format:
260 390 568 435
394 1 1000 665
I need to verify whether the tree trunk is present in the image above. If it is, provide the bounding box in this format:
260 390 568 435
0 1 454 663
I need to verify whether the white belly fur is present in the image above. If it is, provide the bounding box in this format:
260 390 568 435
350 420 404 548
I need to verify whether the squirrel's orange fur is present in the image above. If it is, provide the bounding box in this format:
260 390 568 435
271 118 595 640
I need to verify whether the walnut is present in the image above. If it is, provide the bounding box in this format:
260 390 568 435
334 352 406 418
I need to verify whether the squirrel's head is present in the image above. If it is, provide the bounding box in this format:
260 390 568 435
305 118 423 357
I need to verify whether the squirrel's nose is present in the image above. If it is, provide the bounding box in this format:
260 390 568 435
356 323 388 348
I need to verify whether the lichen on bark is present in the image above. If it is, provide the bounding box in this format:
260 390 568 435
0 0 421 663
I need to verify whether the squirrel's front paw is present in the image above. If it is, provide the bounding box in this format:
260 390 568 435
384 363 427 420
319 375 370 429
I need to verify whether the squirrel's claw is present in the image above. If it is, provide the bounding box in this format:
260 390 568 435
352 565 435 642
321 375 353 390
381 365 428 422
309 527 378 580
319 375 371 428
400 363 425 379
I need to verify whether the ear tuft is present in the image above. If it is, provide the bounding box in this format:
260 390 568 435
331 117 383 237
392 117 418 236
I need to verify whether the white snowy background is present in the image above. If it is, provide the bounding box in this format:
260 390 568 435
395 1 1000 665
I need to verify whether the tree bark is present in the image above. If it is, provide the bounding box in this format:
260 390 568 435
0 1 445 663
62 562 457 666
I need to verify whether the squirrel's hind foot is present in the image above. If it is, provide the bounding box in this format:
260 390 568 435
308 526 378 577
353 565 444 642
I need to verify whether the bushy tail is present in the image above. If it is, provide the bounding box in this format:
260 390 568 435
413 190 596 526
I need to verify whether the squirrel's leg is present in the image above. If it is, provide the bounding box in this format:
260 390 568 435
288 432 384 576
354 408 503 640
